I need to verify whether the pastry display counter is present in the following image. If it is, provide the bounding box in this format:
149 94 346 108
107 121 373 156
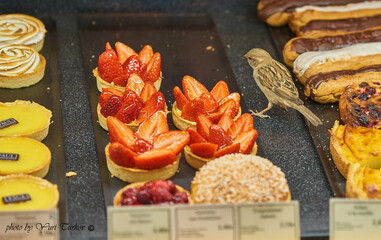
0 1 335 239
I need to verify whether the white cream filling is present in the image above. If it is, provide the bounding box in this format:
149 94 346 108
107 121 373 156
0 44 40 77
293 42 381 76
24 32 45 45
295 1 381 13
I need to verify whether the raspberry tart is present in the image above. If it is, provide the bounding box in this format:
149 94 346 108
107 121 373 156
105 111 189 182
97 76 166 131
184 113 258 169
113 180 191 206
93 42 162 92
172 76 242 131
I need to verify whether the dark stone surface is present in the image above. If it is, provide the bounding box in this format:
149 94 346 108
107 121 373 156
0 1 332 239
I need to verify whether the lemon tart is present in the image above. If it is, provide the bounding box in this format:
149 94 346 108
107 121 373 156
0 100 52 141
0 137 51 177
0 175 59 211
0 44 46 89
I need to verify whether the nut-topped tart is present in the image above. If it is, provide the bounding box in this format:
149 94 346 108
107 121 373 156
105 111 189 183
93 42 162 92
173 76 241 131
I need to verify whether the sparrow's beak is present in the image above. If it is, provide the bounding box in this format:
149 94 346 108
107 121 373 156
242 55 248 60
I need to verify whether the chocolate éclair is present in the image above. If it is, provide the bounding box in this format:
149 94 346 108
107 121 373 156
283 28 381 67
289 1 381 33
257 0 366 27
297 15 381 38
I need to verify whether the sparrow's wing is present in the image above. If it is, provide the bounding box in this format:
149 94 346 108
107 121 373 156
256 62 302 103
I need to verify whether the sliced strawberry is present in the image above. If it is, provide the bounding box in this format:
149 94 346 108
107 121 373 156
107 116 136 147
112 75 129 87
134 148 176 170
135 111 168 143
153 131 190 155
186 127 207 144
140 82 157 103
106 42 112 50
214 142 240 158
109 142 136 168
123 55 143 79
99 88 123 108
100 95 122 117
98 49 124 83
218 114 234 132
233 129 258 154
227 113 254 139
196 114 212 139
138 45 154 65
182 75 208 101
199 92 218 113
189 142 218 158
180 98 206 122
115 42 137 64
144 52 161 83
217 99 238 118
133 139 153 154
205 112 224 123
208 124 233 149
173 86 189 111
219 92 240 110
115 90 144 123
211 81 229 102
126 73 145 96
136 91 166 123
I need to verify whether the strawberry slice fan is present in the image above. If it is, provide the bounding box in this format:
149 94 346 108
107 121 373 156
172 75 258 169
97 77 167 131
105 111 190 183
93 42 163 93
172 75 242 131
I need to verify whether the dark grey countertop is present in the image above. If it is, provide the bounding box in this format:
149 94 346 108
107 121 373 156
1 1 332 239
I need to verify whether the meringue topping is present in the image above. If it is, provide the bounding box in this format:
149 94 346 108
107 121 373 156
0 44 40 77
0 14 46 46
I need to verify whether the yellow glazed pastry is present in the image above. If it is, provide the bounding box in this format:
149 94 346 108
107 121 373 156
347 164 381 199
0 137 51 177
0 44 46 89
0 14 46 51
0 100 52 141
0 175 59 211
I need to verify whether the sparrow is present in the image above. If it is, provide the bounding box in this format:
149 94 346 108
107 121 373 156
243 48 322 126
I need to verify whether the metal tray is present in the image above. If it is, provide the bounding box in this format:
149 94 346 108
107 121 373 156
269 26 346 197
0 17 69 235
78 13 262 206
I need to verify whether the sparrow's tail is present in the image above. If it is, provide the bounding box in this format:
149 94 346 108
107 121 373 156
293 104 323 127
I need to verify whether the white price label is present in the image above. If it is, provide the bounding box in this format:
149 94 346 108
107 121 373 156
0 208 59 240
174 205 236 240
237 201 300 240
330 198 381 240
108 206 171 240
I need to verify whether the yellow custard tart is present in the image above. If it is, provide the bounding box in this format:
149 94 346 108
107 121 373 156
0 137 51 177
0 100 52 141
0 175 59 211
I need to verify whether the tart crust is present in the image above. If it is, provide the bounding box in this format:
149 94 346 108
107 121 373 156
113 181 192 206
0 54 46 89
93 67 162 92
346 163 381 199
184 142 258 169
172 101 242 131
105 143 180 183
0 100 52 141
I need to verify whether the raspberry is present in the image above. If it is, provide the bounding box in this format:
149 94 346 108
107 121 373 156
136 189 152 204
172 192 189 203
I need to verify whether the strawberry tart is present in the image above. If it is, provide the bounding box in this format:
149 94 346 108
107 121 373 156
105 111 189 182
172 76 241 131
93 42 162 92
